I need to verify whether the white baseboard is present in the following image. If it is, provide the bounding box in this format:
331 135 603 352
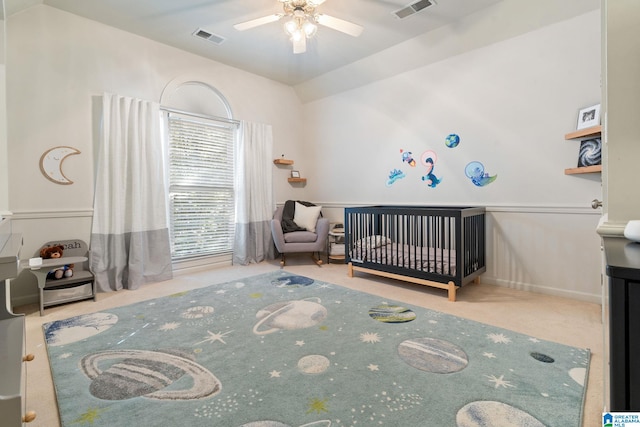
480 275 601 305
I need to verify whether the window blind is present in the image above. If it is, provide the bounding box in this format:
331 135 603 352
167 113 236 261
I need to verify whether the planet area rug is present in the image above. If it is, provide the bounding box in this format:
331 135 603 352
44 271 590 427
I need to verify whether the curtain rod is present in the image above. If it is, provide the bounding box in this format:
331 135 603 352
160 106 240 126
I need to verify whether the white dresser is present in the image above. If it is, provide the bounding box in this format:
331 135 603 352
0 218 35 425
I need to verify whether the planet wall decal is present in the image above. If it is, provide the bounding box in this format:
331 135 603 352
464 161 497 187
445 133 460 148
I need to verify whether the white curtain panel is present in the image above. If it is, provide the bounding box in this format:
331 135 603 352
91 93 173 291
233 121 275 264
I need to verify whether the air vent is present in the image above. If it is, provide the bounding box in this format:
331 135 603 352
192 28 226 45
392 0 435 20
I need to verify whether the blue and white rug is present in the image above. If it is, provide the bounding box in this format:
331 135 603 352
44 270 589 426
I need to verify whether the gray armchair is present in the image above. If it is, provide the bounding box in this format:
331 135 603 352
271 205 330 267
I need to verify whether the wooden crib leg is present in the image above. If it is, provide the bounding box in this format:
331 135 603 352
447 281 457 302
348 262 354 277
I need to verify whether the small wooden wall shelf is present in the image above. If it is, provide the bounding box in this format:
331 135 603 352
564 125 602 175
274 158 294 165
287 178 307 183
565 125 601 140
564 165 602 175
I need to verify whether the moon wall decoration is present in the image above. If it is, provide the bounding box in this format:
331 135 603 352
39 146 81 185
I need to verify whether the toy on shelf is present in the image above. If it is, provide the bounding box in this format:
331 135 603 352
39 245 74 280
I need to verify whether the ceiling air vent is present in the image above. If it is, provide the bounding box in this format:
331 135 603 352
192 28 226 45
392 0 435 20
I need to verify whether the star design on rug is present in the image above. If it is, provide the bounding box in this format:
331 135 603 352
195 330 233 345
215 289 227 294
487 332 512 344
483 352 497 359
306 397 329 414
73 407 108 424
159 322 181 331
367 364 379 371
295 340 305 346
270 370 281 378
59 352 72 359
485 374 516 389
360 332 381 343
529 337 541 343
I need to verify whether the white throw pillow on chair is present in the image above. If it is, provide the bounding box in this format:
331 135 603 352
294 202 322 233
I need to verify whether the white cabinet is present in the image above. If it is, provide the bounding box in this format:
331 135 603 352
0 219 35 425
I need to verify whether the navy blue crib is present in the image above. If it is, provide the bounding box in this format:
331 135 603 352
345 206 486 301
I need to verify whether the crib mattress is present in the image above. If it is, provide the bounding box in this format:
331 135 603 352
351 242 456 276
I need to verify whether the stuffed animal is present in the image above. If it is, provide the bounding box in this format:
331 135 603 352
40 245 74 280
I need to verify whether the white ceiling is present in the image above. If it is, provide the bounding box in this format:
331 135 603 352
8 0 503 86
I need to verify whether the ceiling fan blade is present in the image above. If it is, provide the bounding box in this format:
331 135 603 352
233 14 283 31
315 14 364 37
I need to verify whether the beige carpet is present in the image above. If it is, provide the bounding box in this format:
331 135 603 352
16 258 603 427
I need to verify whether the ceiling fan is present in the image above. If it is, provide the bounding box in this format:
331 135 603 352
233 0 364 54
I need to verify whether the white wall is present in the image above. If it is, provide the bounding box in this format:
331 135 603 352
6 4 604 304
302 10 603 302
6 5 306 304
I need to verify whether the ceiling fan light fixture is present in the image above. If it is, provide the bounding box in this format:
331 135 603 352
302 20 317 37
292 33 306 54
284 19 298 35
234 0 362 54
290 28 304 42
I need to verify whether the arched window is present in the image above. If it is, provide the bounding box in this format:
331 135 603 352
161 81 238 262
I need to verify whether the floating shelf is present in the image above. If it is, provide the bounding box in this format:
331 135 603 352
564 165 602 175
287 178 307 183
564 125 602 175
273 158 294 165
565 125 602 140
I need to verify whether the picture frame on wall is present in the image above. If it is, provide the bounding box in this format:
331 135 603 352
291 170 300 178
576 104 601 130
577 138 602 167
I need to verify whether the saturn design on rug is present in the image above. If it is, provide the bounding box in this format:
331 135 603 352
80 349 221 401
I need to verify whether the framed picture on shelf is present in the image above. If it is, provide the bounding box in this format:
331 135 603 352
576 104 601 130
577 138 602 167
291 170 300 178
